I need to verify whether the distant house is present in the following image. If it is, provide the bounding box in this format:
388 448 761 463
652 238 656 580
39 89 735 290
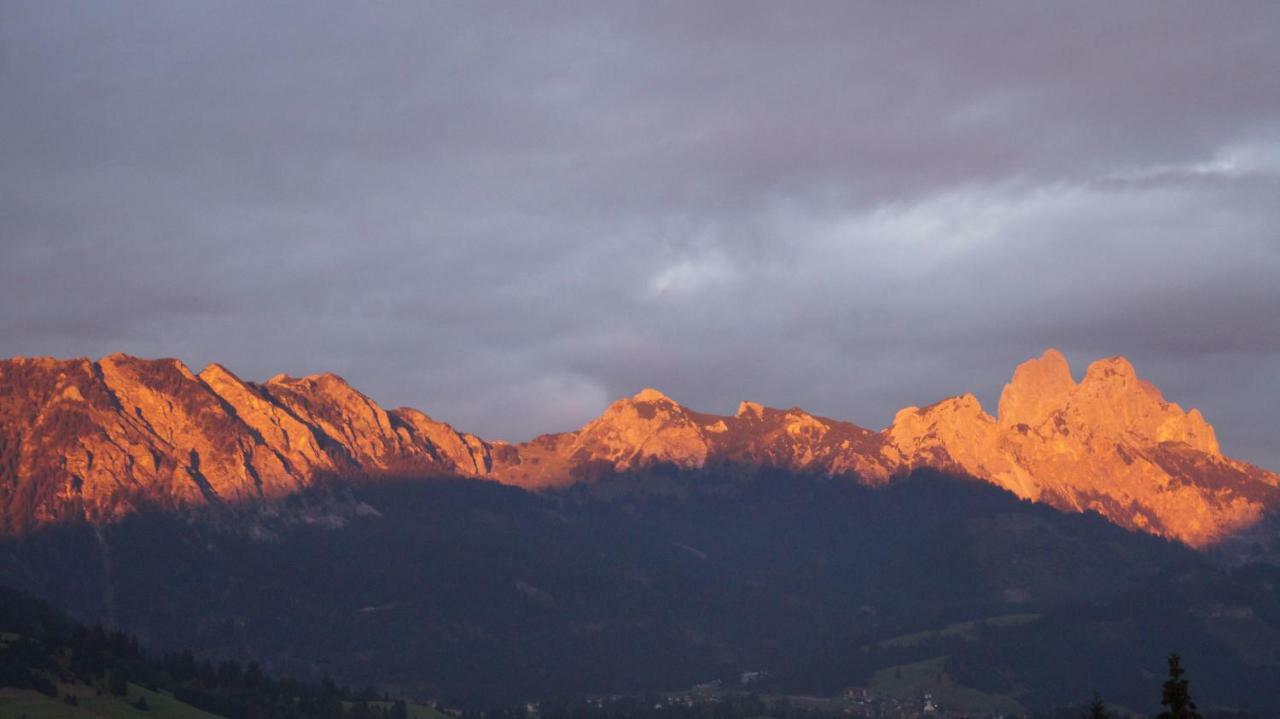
841 687 868 702
694 679 722 691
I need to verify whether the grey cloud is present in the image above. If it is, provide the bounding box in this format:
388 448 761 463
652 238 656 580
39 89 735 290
2 2 1279 466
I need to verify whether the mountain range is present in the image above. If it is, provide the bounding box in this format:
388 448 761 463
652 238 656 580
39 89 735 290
2 349 1276 546
5 349 1280 714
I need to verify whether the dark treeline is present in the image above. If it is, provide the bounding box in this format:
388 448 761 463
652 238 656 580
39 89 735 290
0 579 1258 719
0 584 409 718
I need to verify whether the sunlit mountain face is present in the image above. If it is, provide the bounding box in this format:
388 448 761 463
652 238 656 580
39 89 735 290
2 350 1275 546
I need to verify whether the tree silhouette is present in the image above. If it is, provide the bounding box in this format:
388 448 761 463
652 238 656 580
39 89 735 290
1082 691 1110 719
1156 653 1203 719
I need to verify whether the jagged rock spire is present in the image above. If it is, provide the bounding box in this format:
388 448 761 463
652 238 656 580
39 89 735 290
998 348 1075 429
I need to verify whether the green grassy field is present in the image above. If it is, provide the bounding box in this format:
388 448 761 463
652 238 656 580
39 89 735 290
3 685 457 719
0 681 223 719
867 656 1024 715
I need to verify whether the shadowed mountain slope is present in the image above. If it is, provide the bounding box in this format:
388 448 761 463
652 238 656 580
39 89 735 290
4 471 1279 714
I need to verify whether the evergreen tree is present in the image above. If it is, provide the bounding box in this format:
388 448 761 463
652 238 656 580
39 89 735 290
1156 653 1203 719
1082 691 1110 719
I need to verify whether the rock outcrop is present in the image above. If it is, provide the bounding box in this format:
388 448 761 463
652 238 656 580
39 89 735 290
1 350 1275 546
883 352 1272 545
997 348 1075 430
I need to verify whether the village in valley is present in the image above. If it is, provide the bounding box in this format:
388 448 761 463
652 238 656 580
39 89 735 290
540 670 1020 719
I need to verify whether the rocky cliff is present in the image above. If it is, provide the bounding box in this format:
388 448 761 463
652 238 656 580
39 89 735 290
887 350 1274 546
1 350 1275 545
0 354 490 534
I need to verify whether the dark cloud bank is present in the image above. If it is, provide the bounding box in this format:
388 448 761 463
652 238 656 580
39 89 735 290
3 2 1279 465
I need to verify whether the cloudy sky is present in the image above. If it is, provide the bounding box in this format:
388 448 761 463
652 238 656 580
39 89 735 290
3 2 1279 466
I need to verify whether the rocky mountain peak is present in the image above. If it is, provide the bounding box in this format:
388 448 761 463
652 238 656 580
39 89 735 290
631 387 674 404
1082 355 1139 384
998 348 1076 429
888 393 1002 477
563 387 708 471
197 362 238 383
98 352 199 384
1066 355 1220 456
892 393 992 427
